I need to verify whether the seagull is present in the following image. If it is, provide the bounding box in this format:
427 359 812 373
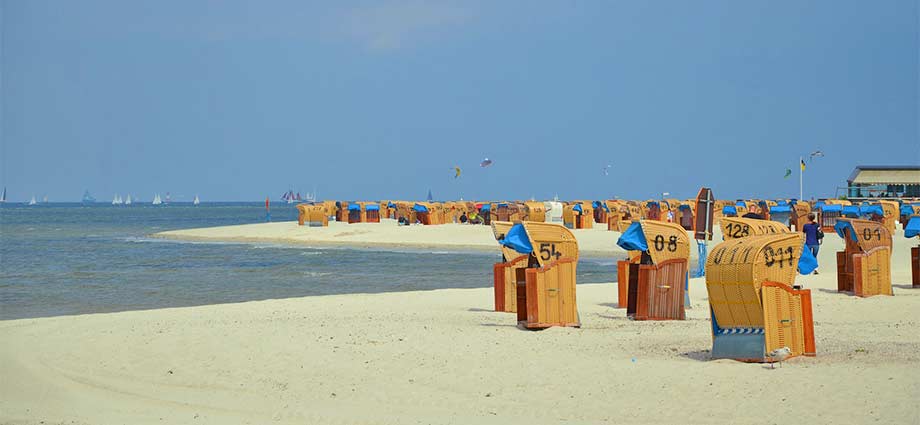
766 347 792 369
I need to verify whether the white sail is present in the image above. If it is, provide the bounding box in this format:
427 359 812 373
112 194 123 205
42 195 48 203
29 196 37 205
125 194 132 205
193 195 200 205
152 194 162 205
0 187 6 203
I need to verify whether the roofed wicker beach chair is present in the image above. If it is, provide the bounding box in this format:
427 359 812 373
615 221 690 320
834 218 893 297
522 201 546 222
496 222 580 329
296 204 329 227
347 203 364 223
876 200 898 234
706 233 817 362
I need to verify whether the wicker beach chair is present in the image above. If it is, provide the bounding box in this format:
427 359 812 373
615 221 690 320
834 219 893 297
706 234 816 362
495 222 580 329
523 201 546 222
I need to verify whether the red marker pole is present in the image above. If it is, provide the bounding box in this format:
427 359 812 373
265 196 271 222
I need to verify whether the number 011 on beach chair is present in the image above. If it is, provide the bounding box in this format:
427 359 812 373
706 234 817 362
494 222 580 329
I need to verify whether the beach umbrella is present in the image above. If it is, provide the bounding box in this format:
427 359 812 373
480 158 493 168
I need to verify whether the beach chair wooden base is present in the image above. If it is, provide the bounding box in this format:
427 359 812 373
626 259 687 321
493 255 528 313
912 247 920 288
520 258 579 329
838 247 893 296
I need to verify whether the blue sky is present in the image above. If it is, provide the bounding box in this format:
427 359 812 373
1 0 917 202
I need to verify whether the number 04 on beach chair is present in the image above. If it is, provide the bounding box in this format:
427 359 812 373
706 234 817 362
493 222 580 329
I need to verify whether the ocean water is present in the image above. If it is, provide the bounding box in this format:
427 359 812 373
0 203 619 320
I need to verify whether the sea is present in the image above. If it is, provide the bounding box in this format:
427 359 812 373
0 203 623 320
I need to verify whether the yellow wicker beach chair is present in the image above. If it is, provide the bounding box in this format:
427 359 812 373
876 200 898 234
706 233 816 362
834 219 893 297
494 222 579 329
522 201 546 222
615 221 690 320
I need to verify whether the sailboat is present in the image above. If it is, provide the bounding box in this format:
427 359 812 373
165 192 171 204
112 194 123 205
193 195 200 206
28 195 37 206
1 187 6 203
125 194 132 205
152 194 162 205
42 195 48 203
82 190 96 204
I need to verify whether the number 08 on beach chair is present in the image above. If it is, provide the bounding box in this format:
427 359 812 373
706 234 816 362
615 221 690 320
494 222 580 329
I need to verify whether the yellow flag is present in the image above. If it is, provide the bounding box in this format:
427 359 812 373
800 159 806 172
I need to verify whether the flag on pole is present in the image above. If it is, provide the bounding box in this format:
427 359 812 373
800 159 806 171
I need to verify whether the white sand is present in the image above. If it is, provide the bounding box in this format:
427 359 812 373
2 223 919 424
152 219 635 257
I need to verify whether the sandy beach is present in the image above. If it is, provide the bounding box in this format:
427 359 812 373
2 222 919 424
152 219 635 257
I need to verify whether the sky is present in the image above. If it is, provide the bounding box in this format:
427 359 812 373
1 0 918 202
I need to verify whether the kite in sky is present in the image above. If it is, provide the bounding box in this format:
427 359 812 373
480 158 493 167
603 164 612 176
452 166 461 179
809 150 824 161
784 169 792 178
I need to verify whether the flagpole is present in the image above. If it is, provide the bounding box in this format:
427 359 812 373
799 156 803 200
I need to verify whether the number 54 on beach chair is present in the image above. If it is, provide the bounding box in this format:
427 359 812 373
493 222 580 329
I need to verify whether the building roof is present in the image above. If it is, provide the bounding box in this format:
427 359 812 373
848 166 920 185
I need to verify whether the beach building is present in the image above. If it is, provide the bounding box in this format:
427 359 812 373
843 166 920 199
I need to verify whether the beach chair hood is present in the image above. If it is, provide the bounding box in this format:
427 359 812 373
499 224 534 255
905 216 920 238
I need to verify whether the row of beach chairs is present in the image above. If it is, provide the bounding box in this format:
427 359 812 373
489 208 920 364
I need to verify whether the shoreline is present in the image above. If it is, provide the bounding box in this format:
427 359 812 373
150 219 668 258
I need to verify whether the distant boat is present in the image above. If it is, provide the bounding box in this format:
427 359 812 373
152 194 162 205
427 189 433 202
193 195 200 206
281 190 295 204
1 187 6 203
125 194 132 205
28 195 37 206
165 192 171 204
112 194 123 205
42 195 48 203
82 190 96 204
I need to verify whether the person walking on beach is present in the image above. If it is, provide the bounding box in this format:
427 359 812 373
802 213 821 274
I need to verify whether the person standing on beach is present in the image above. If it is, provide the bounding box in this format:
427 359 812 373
802 213 821 274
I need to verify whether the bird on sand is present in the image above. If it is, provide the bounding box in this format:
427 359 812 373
766 347 792 369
